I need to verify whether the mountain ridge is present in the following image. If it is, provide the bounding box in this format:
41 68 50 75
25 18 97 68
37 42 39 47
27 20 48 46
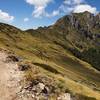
26 11 100 70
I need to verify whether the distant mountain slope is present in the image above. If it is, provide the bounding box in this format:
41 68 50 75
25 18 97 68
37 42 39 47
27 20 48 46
0 12 100 100
52 11 100 70
27 11 100 70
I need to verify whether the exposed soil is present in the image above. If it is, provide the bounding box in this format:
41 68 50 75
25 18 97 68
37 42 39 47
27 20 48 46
0 51 22 100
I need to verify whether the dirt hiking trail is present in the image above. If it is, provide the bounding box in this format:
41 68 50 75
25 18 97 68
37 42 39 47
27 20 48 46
0 51 22 100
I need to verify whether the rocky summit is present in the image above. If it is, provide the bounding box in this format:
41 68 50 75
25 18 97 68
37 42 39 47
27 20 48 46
0 12 100 100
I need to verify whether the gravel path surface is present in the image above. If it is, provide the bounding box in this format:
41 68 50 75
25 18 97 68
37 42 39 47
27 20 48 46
0 51 22 100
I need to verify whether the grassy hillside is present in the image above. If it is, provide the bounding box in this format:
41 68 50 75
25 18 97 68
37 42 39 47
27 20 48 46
0 12 100 100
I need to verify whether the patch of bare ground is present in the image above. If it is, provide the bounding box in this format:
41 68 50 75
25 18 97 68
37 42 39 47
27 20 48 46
0 51 23 100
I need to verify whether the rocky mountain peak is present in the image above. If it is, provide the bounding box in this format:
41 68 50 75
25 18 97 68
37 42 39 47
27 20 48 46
55 11 94 26
96 13 100 20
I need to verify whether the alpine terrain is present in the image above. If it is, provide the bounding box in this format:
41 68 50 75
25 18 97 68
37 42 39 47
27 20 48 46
0 12 100 100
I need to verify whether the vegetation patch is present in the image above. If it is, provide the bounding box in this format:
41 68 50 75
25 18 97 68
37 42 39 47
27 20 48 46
33 63 60 74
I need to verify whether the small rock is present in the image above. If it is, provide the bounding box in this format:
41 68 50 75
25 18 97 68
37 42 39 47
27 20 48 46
42 86 49 94
18 64 30 71
57 93 71 100
38 83 45 90
31 94 35 98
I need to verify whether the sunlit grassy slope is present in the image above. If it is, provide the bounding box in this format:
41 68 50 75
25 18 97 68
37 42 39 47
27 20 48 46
0 22 100 99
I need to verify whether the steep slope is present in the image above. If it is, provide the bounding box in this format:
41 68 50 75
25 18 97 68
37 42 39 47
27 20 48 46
0 12 100 99
53 11 100 70
27 11 100 70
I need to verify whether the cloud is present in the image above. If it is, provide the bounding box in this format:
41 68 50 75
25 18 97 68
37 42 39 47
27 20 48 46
64 0 84 5
59 0 84 14
26 0 53 7
45 10 60 17
32 6 45 18
73 4 98 14
24 18 29 22
0 9 14 22
26 0 57 18
51 10 60 16
26 0 98 18
60 0 98 14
